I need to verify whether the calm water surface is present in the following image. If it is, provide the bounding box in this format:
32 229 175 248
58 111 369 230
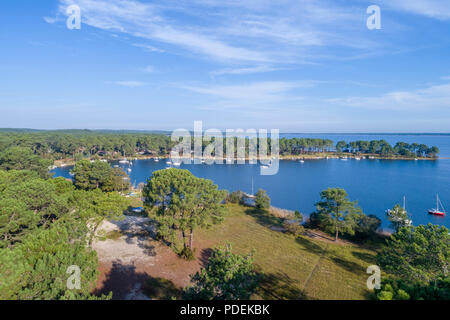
52 134 450 231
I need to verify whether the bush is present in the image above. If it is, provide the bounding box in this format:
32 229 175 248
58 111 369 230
396 289 410 300
283 221 305 237
375 277 450 300
180 247 196 261
378 291 393 300
255 189 270 210
226 191 245 204
184 244 261 300
294 210 303 222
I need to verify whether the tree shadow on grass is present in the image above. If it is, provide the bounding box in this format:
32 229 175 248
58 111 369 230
142 276 183 300
199 248 213 268
94 260 151 300
95 260 182 300
257 271 307 300
329 255 364 274
244 208 284 229
352 251 376 265
295 236 325 256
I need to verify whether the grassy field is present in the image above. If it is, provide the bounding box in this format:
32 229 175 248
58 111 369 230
197 204 379 300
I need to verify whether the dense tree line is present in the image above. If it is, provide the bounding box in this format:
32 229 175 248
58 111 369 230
0 130 174 160
0 169 129 299
279 138 334 155
0 130 440 160
336 140 439 158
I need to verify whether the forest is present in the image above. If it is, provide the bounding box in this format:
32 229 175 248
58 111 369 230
0 130 440 160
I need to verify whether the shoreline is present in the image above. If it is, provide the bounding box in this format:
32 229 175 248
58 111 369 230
52 153 438 168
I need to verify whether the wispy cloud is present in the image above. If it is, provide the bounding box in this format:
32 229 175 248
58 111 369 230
43 16 58 24
55 0 270 62
327 82 450 111
180 81 317 110
385 0 450 20
50 0 386 65
132 43 165 53
210 65 283 76
113 81 146 88
141 65 155 73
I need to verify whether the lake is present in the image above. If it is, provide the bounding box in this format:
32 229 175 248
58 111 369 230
52 134 450 231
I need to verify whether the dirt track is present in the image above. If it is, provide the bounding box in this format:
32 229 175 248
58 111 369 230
93 216 202 300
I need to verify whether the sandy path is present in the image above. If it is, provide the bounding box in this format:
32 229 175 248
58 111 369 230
93 216 202 300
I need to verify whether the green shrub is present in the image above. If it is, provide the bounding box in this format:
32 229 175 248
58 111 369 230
226 191 245 204
180 247 196 261
378 291 393 300
283 221 305 237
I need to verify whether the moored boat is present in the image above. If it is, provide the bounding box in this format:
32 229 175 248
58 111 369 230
428 194 446 216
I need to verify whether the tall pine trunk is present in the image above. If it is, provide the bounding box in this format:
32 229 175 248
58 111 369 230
182 230 187 249
189 229 194 249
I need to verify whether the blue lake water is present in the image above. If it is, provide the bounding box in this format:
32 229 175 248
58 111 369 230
52 134 450 231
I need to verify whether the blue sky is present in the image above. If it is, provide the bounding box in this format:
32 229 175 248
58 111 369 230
1 0 450 132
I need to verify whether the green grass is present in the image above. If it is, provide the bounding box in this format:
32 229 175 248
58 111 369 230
197 204 378 300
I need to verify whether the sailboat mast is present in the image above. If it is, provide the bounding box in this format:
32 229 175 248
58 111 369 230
251 177 254 195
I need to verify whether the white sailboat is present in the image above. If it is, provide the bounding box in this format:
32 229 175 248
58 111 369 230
386 196 412 226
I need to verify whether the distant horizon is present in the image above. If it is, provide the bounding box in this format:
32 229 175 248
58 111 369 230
1 127 450 136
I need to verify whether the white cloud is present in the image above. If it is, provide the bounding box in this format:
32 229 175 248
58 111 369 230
142 66 155 73
132 43 165 53
114 81 146 88
327 82 450 111
386 0 450 20
210 65 282 76
180 81 316 110
56 0 270 62
51 0 383 64
43 16 58 24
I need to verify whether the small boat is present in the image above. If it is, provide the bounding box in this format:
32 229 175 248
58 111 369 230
355 157 361 160
166 161 171 165
127 168 132 172
299 160 305 163
173 162 181 167
428 194 446 216
119 158 129 164
386 196 412 226
260 165 269 169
